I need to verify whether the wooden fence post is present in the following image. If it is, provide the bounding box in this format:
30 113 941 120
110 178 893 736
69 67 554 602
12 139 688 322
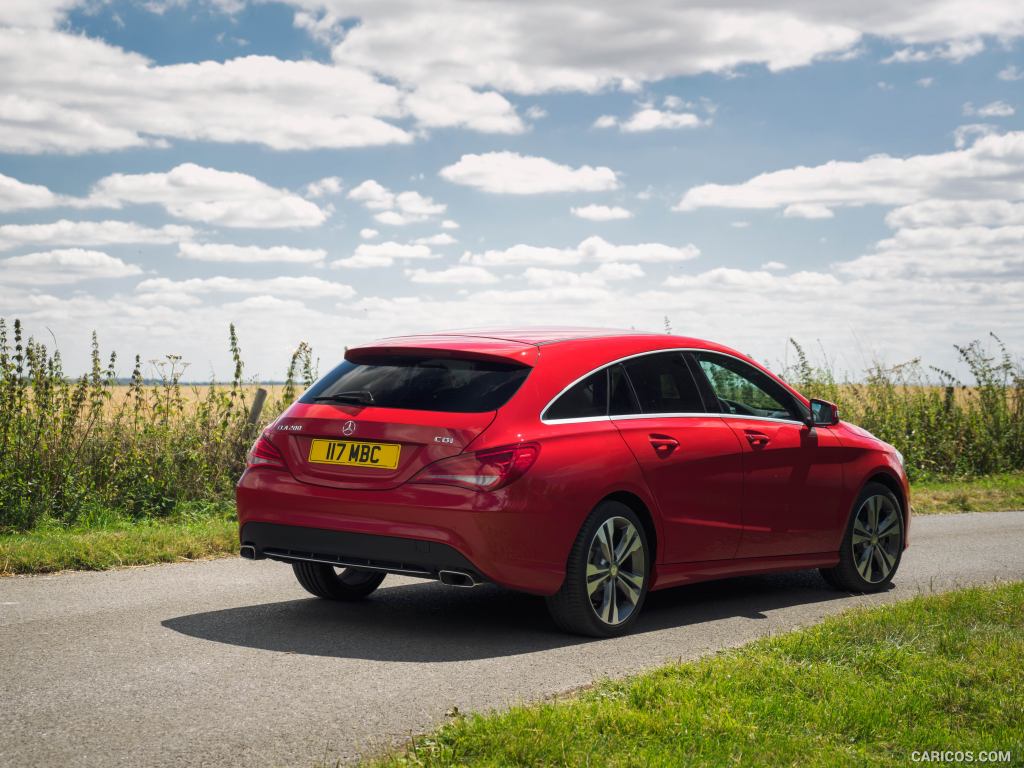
248 387 268 427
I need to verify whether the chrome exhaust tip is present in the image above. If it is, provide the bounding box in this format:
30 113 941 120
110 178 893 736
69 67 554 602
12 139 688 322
438 569 477 588
239 545 258 560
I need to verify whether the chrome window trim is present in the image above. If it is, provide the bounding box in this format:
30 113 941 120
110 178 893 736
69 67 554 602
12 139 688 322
540 347 807 426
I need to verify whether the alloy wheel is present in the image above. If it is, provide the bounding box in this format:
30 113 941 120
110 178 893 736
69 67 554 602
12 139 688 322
586 516 646 625
851 494 902 584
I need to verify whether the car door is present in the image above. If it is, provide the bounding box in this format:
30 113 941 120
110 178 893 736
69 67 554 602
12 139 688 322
611 352 745 563
691 351 845 558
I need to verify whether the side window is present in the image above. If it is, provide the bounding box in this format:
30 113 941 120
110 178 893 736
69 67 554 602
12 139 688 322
544 369 608 420
695 353 800 420
621 352 705 414
609 364 641 416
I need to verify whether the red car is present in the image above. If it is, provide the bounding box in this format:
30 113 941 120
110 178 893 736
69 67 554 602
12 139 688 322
237 328 909 637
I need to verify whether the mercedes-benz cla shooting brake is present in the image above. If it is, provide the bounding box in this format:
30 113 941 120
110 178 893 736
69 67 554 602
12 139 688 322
237 328 909 637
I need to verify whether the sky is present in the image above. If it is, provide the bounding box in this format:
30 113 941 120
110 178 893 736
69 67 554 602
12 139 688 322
1 0 1022 381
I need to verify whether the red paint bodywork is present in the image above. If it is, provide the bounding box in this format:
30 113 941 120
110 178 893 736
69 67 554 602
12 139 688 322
236 328 910 596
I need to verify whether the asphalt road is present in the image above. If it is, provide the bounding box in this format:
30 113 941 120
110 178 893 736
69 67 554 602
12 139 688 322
2 511 1023 768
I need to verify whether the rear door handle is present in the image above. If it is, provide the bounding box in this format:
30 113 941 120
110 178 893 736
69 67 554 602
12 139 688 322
649 434 679 455
745 430 770 448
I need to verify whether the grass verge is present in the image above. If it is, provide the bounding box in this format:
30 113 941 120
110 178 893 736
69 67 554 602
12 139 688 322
2 473 1023 576
912 472 1024 514
0 502 236 576
363 583 1024 768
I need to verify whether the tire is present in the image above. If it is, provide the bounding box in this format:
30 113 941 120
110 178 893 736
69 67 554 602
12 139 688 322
546 500 651 637
820 481 904 593
292 563 386 600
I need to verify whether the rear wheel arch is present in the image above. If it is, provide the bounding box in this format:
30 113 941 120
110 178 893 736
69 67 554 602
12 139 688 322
602 491 657 565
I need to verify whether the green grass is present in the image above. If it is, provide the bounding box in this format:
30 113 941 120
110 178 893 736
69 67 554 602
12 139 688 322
913 472 1024 515
0 502 237 576
2 473 1022 575
363 583 1024 768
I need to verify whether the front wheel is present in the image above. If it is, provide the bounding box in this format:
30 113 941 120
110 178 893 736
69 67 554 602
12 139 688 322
546 501 651 637
821 482 904 592
292 563 386 600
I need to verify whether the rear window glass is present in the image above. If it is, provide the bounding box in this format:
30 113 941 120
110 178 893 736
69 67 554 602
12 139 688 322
544 369 608 420
301 355 530 413
622 352 705 414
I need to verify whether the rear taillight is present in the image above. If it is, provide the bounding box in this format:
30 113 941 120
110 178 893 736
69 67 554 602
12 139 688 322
247 432 286 469
410 443 539 492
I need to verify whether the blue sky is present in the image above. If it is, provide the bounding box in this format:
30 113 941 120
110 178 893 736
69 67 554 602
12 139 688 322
1 0 1022 379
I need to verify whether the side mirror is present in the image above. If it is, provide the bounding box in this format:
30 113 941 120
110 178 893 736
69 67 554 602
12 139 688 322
809 398 840 427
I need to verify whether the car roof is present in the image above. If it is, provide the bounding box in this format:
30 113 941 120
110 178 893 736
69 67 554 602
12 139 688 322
370 327 679 346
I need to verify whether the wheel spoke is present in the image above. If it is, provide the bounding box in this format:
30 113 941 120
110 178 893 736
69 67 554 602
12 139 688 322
853 519 871 538
615 528 641 565
867 498 879 531
852 530 871 545
871 545 887 578
617 574 641 604
876 512 899 539
599 580 618 624
587 563 610 596
877 545 896 573
856 545 873 579
596 521 615 563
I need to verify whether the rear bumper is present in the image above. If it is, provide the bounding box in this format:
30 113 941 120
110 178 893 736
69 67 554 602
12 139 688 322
240 522 485 583
235 467 569 595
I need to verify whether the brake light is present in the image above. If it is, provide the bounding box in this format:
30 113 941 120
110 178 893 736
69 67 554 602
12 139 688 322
410 443 539 492
247 432 286 469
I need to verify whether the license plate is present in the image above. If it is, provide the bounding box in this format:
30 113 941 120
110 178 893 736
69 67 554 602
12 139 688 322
308 439 401 470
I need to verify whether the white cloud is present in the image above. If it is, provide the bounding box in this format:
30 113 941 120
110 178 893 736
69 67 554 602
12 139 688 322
304 1 1024 95
675 131 1024 213
6 2 1024 157
916 77 934 88
404 82 524 133
886 199 1024 229
664 267 840 291
347 179 394 209
525 105 547 120
440 151 619 194
999 65 1023 81
596 108 702 132
331 241 437 268
414 233 457 245
0 219 193 251
441 219 460 230
405 265 498 284
570 204 633 221
953 123 997 149
89 163 329 228
462 236 698 267
349 180 446 225
136 275 356 300
0 172 67 212
524 262 645 287
359 228 379 239
783 203 835 219
882 38 985 64
177 242 327 264
0 248 142 284
305 176 343 197
963 100 1015 118
841 225 1024 280
761 260 787 271
0 28 413 154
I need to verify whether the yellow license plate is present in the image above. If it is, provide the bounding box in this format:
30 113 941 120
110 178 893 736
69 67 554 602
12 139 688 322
308 439 401 470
